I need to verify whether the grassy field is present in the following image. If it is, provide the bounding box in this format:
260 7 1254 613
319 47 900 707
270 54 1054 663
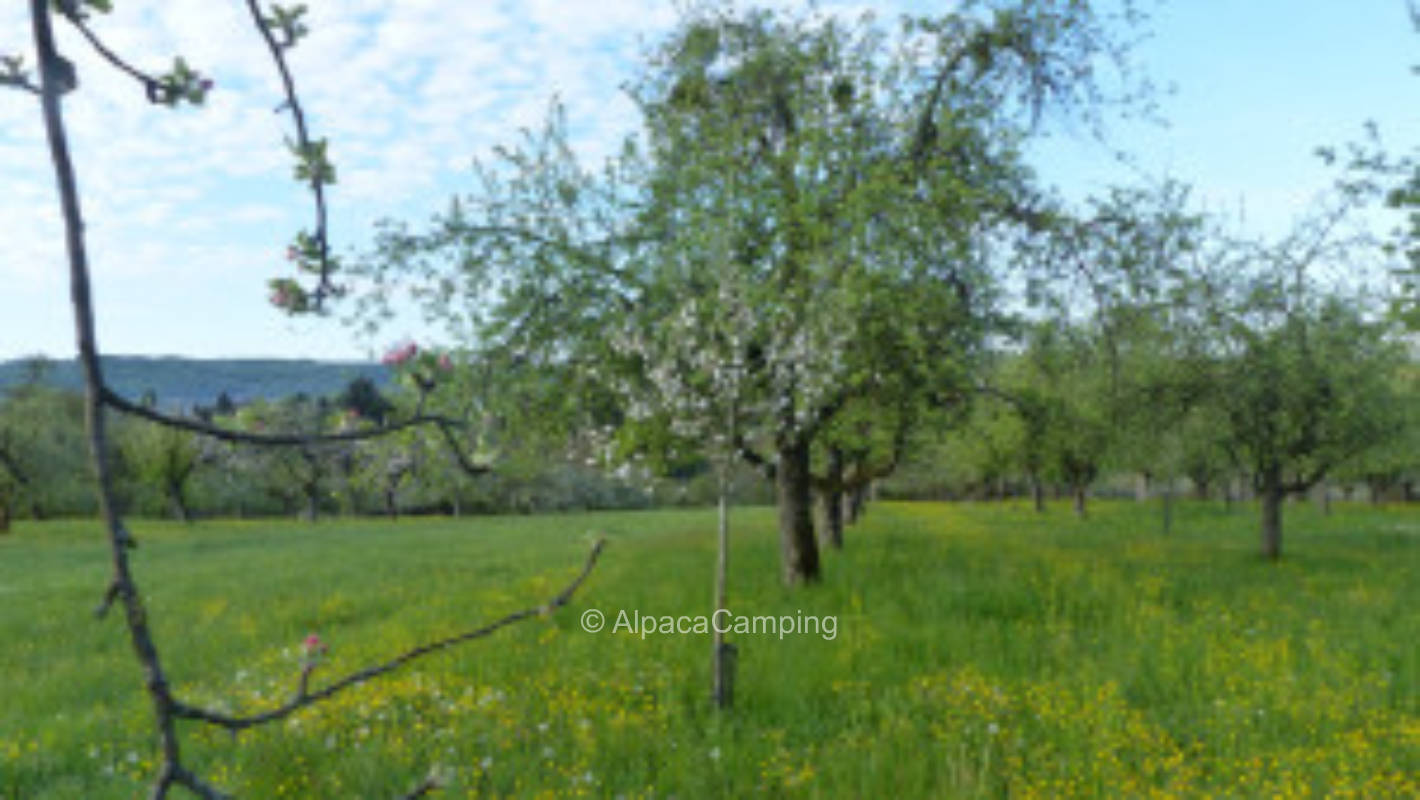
1 500 1417 798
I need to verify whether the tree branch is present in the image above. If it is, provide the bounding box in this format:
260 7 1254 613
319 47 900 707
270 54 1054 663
735 436 776 481
172 538 605 732
243 0 337 308
102 387 470 447
433 418 494 476
60 10 164 100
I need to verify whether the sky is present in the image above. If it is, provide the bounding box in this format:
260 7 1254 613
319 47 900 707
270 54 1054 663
1 1 1416 362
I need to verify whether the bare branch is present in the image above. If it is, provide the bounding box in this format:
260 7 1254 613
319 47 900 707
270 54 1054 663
433 418 494 476
398 774 442 800
172 538 606 732
94 579 121 618
61 10 160 98
102 387 470 448
0 54 41 94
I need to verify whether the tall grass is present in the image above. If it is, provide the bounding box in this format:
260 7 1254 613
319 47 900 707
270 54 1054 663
1 500 1416 797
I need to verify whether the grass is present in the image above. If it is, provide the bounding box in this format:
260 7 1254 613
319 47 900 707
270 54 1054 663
1 499 1417 797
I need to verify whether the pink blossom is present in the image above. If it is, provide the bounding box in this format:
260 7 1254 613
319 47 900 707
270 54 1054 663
286 246 298 261
381 341 419 366
303 633 326 654
438 353 453 371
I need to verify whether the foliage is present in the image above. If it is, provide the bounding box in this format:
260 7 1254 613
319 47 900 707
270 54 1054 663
0 379 91 522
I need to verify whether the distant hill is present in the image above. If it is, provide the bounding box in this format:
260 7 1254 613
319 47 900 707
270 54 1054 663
0 356 392 411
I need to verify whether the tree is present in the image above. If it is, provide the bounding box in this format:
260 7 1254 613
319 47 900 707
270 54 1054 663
360 1 1148 584
0 381 89 522
333 376 393 425
1012 321 1112 517
118 416 204 523
1202 202 1404 559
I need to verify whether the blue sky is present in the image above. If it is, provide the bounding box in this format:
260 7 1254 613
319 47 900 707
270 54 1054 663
1 1 1416 361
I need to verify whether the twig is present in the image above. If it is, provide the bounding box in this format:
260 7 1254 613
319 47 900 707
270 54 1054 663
242 0 336 308
398 775 442 800
60 10 162 100
171 538 605 731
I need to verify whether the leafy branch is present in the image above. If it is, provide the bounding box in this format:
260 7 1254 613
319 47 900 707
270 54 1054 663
244 0 341 314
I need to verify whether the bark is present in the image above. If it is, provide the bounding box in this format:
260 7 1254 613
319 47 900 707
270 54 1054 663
776 437 820 585
1031 475 1045 513
0 499 10 533
1072 484 1087 519
1261 466 1284 560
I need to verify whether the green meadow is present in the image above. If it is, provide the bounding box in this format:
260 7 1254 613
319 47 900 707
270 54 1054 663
1 501 1417 798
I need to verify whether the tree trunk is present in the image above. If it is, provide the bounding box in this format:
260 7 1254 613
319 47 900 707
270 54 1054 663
819 447 844 550
0 499 10 533
1161 478 1174 536
1031 474 1045 513
776 438 820 585
1072 484 1087 519
1315 481 1331 516
1261 467 1283 560
1191 474 1210 500
1135 471 1150 503
846 483 867 525
166 482 190 524
712 463 733 708
302 485 319 522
